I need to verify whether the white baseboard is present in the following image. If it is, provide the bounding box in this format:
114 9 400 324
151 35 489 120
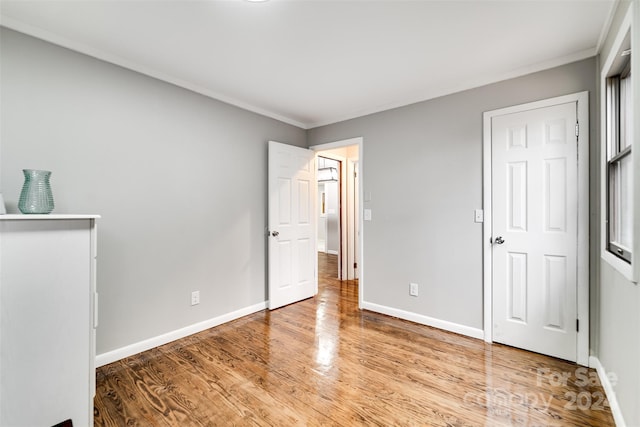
96 301 267 367
361 301 485 340
590 356 625 426
327 250 339 255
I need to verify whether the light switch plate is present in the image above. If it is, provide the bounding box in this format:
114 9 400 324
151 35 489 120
364 209 372 221
474 209 484 223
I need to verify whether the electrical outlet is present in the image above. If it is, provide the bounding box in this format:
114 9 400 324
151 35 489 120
410 283 419 297
191 291 200 306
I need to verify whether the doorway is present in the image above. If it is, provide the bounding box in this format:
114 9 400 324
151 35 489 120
317 156 341 278
311 137 363 307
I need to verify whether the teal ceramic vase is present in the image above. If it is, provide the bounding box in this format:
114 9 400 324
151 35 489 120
18 169 54 214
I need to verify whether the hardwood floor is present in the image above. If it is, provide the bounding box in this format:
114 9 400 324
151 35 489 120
95 253 614 426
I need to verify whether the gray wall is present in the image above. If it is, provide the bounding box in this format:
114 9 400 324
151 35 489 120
594 1 640 425
308 58 598 332
599 262 639 425
0 28 306 354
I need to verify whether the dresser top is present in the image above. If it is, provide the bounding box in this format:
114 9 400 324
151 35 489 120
0 214 100 220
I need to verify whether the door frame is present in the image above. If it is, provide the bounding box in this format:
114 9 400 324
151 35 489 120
482 92 589 366
310 137 364 309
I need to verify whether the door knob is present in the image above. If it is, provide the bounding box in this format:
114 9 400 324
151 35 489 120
271 231 279 237
493 236 505 245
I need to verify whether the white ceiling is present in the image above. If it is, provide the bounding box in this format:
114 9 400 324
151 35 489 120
0 0 616 129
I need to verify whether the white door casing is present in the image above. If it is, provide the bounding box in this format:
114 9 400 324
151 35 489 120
483 92 589 365
268 141 317 310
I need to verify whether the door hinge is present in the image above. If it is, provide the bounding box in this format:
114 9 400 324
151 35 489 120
354 171 357 178
354 262 358 269
576 319 579 332
575 122 579 137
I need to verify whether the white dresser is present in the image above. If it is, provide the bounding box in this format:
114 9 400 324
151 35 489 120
0 215 99 427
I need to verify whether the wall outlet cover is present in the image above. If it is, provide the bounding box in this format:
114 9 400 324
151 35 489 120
191 291 200 306
410 283 419 297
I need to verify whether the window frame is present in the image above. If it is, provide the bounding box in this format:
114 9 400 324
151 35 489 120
600 7 638 282
606 68 632 264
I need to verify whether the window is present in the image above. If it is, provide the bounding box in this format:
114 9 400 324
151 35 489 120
606 50 632 263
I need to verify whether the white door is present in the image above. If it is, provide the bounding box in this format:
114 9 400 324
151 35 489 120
491 101 578 362
268 141 317 310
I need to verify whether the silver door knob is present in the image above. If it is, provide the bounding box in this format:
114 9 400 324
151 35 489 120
494 236 505 244
271 231 279 237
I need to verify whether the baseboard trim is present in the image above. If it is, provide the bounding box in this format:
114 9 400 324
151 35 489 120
361 301 485 340
96 301 267 367
589 355 626 426
327 250 339 255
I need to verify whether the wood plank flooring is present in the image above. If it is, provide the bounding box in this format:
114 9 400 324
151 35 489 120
94 253 614 426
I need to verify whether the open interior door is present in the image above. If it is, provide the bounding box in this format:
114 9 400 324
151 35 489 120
268 141 317 310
